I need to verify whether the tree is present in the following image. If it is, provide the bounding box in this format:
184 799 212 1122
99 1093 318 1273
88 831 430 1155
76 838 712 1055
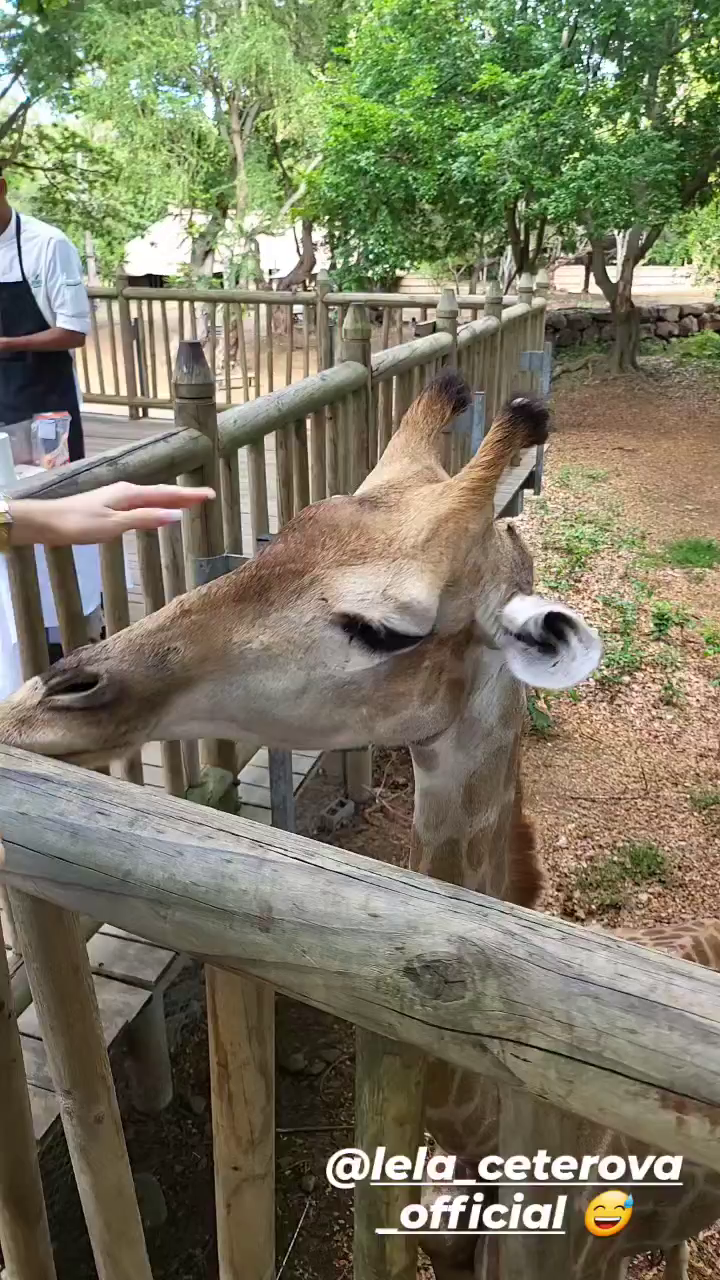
546 0 720 369
0 0 89 163
65 0 357 283
311 0 720 368
306 0 587 289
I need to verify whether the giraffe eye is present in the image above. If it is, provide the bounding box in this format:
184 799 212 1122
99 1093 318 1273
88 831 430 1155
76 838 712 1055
336 613 429 654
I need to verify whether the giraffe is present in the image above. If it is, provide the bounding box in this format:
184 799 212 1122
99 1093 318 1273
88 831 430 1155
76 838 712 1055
0 373 717 1278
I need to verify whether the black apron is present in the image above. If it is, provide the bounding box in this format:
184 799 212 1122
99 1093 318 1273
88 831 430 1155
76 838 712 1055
0 213 84 462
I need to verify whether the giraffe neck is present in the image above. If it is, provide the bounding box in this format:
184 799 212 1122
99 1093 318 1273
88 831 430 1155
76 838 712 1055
406 650 545 1165
409 651 538 906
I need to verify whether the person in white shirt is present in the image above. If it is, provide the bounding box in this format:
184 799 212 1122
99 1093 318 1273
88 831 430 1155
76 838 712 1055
0 169 91 463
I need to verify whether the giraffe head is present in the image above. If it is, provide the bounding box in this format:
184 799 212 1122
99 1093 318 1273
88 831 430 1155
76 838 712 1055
0 374 601 767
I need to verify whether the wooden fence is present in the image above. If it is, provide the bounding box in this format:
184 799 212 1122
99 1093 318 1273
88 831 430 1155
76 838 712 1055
0 279 590 1280
79 272 530 416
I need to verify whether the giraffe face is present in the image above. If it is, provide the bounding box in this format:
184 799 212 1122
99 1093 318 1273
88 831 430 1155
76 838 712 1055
0 379 600 767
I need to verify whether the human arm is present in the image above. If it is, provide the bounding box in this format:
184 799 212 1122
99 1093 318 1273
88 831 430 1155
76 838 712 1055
0 328 86 354
0 234 90 354
5 482 215 547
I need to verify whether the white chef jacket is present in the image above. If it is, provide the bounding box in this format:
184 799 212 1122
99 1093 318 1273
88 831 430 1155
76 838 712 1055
0 209 91 403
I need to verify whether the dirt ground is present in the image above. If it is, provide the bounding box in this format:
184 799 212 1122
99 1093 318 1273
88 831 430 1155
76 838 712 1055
43 354 720 1279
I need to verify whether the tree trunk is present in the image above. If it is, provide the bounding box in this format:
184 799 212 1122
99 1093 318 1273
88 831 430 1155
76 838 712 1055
271 220 316 337
611 300 640 372
610 230 642 372
591 228 642 373
581 252 592 299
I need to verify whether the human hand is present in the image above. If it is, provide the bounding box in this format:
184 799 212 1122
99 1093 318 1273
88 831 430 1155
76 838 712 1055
9 481 216 547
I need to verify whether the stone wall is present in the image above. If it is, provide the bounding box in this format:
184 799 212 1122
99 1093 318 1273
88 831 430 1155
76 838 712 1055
545 301 720 350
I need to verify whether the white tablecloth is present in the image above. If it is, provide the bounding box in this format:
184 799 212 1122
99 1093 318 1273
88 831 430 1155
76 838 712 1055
0 463 135 698
0 544 112 700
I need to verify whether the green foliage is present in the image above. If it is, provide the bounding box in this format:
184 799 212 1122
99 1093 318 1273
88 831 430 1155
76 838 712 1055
571 841 669 913
663 537 720 568
673 331 720 363
689 788 720 812
2 0 358 278
701 624 720 656
650 601 692 639
527 694 556 738
309 0 720 302
598 591 646 684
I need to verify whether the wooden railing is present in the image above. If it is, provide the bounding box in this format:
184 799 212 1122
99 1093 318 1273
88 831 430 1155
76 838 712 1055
2 751 720 1280
80 273 533 417
0 277 554 1280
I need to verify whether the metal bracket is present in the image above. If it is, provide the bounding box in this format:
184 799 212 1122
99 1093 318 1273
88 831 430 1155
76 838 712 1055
520 341 553 396
471 391 486 453
194 554 248 587
451 391 485 451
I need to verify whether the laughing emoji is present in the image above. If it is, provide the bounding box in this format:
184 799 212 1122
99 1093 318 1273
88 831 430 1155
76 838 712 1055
585 1190 634 1237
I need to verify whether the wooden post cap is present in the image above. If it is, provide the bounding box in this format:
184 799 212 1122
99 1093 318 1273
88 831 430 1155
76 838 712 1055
436 287 459 319
173 340 214 399
341 303 372 342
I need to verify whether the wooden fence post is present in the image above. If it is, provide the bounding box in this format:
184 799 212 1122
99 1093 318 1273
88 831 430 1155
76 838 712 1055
316 269 334 372
7 894 153 1280
482 278 503 422
341 304 373 490
436 288 459 364
174 341 236 779
354 1032 424 1280
0 911 56 1280
435 289 459 470
174 342 275 1280
518 271 535 384
534 263 550 299
340 305 374 805
116 272 139 420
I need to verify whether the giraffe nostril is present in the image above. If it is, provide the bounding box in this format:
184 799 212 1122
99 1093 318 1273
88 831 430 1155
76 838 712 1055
42 669 115 709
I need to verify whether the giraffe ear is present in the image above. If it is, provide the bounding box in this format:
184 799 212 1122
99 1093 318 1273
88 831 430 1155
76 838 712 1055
497 594 602 690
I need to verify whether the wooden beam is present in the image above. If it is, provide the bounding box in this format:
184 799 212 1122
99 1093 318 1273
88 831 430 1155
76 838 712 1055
9 428 210 501
2 747 720 1172
217 362 367 452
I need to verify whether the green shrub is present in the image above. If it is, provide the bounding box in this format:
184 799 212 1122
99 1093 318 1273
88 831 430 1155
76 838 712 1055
674 331 720 362
663 538 720 569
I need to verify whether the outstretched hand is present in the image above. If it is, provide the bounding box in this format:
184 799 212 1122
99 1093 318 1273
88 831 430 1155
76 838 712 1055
9 482 216 547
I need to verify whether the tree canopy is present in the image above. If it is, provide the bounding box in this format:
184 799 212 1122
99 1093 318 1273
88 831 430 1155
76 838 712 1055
1 0 357 280
308 0 720 364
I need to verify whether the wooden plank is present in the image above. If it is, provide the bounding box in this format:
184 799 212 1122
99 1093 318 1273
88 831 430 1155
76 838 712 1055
86 932 176 988
4 746 720 1172
21 1033 54 1091
237 782 272 809
237 805 272 825
19 974 152 1045
28 1084 60 1142
239 764 307 790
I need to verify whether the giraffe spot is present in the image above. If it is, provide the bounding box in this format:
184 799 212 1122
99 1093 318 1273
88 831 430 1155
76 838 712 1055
403 952 469 1002
422 835 464 881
